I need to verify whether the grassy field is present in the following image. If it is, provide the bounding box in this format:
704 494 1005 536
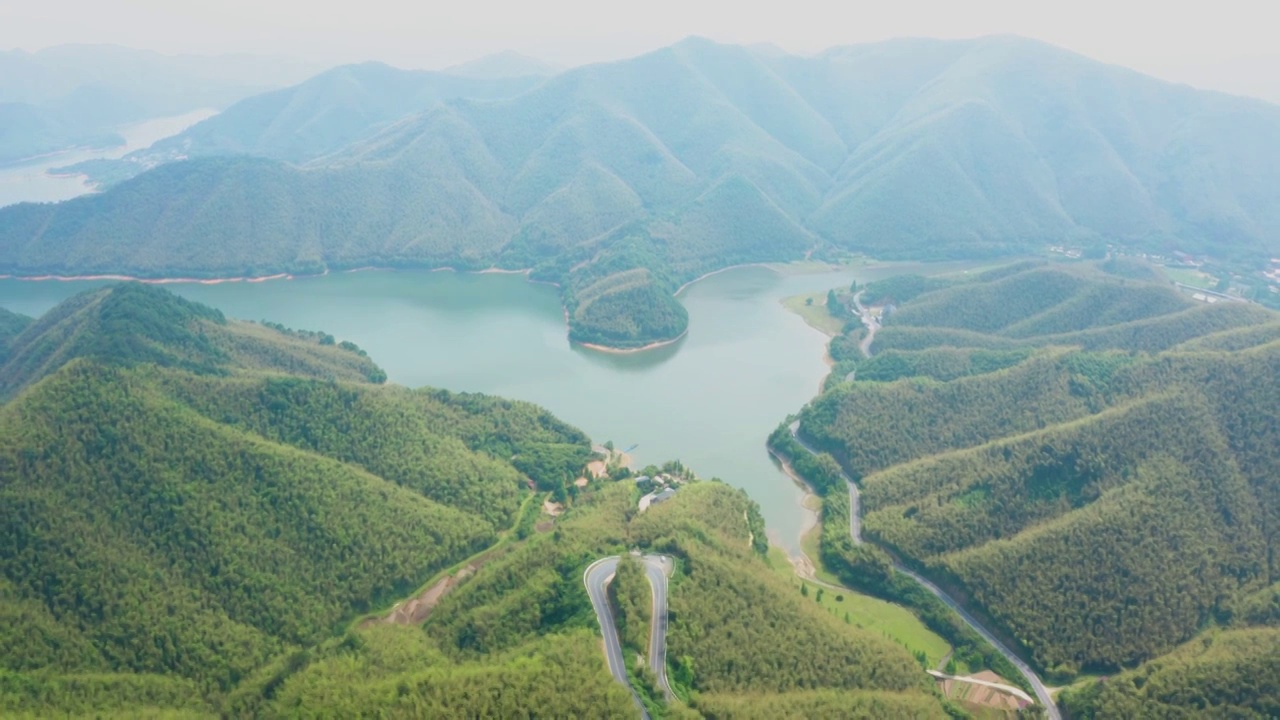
781 293 848 336
1160 265 1219 289
766 546 953 668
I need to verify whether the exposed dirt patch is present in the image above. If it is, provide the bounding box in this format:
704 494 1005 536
361 547 510 628
361 566 475 628
937 671 1029 717
789 551 818 580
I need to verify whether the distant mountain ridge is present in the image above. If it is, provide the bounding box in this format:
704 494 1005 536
3 36 1279 348
0 44 322 165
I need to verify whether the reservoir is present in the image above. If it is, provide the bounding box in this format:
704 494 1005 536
0 262 976 549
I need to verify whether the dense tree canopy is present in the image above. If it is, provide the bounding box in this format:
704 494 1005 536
791 261 1280 685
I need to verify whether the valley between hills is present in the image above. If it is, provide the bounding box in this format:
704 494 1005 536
1 32 1279 720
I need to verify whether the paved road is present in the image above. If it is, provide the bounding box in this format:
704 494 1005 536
787 422 1060 719
584 554 674 717
641 555 676 699
852 289 878 359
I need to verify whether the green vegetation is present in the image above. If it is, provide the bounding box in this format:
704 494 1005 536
788 260 1280 693
0 285 603 715
1160 265 1219 290
1 284 956 716
852 346 1034 383
611 556 653 654
0 308 31 365
566 265 689 348
6 37 1280 349
782 292 849 336
248 478 948 718
692 689 948 719
814 493 1029 689
765 547 953 669
0 284 387 399
628 483 937 706
1059 628 1280 719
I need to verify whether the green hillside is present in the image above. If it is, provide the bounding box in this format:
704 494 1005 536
0 284 950 717
0 101 125 165
0 283 384 399
1059 627 1280 719
0 308 30 364
4 37 1280 348
0 285 590 715
788 261 1280 694
255 480 947 719
61 62 543 182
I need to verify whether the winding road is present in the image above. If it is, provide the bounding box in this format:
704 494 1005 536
851 289 879 359
584 554 674 717
787 422 1060 719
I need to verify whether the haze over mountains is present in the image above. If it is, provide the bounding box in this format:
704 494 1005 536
2 35 1279 348
0 45 321 165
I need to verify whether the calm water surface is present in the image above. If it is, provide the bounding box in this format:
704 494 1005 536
0 263 978 549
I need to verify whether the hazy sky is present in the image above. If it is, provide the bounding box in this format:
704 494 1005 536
3 0 1278 101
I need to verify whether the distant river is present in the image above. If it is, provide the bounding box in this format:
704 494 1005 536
0 108 217 208
0 262 980 549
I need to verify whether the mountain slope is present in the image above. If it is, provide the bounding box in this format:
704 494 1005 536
0 44 320 165
260 480 947 718
0 284 953 717
0 308 30 365
0 284 601 715
794 261 1279 682
4 36 1280 348
120 63 544 167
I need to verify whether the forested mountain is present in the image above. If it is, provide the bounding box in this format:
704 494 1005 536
791 261 1280 711
255 480 947 718
0 45 319 164
81 62 545 174
0 308 31 365
0 284 594 715
3 36 1279 348
0 101 127 165
0 284 951 716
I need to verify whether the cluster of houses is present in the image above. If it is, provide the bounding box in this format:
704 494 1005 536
636 473 682 513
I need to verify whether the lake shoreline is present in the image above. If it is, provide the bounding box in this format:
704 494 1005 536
0 263 543 286
675 263 774 296
575 329 689 355
0 271 298 285
0 259 849 354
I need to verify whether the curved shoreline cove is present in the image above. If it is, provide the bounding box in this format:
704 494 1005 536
0 260 987 548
